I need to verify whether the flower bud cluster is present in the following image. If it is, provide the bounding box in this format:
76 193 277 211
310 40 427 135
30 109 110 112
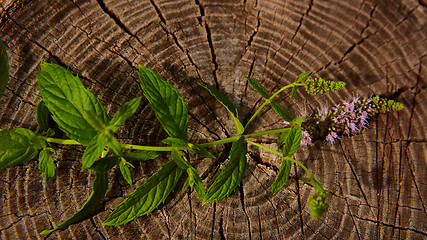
305 78 346 94
300 96 404 146
308 189 328 219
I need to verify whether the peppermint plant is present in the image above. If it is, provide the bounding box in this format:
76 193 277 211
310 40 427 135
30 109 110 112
0 40 403 234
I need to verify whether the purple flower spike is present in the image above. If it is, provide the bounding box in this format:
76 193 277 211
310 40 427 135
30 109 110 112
301 95 404 145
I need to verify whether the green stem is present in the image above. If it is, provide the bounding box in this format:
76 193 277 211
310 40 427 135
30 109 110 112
198 127 291 148
120 144 186 152
44 128 291 152
45 137 187 152
45 137 81 145
244 83 305 129
246 140 313 179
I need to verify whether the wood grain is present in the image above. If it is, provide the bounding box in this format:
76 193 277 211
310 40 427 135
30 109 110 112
0 0 426 239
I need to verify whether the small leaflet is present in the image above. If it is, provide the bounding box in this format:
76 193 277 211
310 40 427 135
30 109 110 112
38 148 55 182
110 96 142 131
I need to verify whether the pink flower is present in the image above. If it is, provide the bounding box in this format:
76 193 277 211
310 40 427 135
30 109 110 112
325 132 338 145
300 130 313 147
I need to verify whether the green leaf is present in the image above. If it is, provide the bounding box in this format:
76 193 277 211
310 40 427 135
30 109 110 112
200 84 244 134
119 158 134 185
36 101 51 134
291 116 304 126
281 126 301 157
138 66 188 140
171 149 205 198
184 166 205 199
40 156 118 235
123 150 159 161
295 71 312 84
245 76 269 99
171 148 190 169
110 97 141 131
271 157 292 194
36 62 109 145
162 137 188 147
39 148 55 182
81 134 107 171
277 128 291 151
270 101 293 122
0 39 9 98
290 86 297 102
244 76 293 122
188 144 215 159
204 136 247 203
311 178 325 194
289 71 311 102
300 177 312 183
104 132 122 156
103 160 183 226
0 128 39 170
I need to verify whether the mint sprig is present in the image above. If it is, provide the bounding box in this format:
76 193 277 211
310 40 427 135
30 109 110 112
0 57 404 233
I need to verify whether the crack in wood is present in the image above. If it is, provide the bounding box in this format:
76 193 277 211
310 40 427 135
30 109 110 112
194 0 219 88
338 183 363 240
403 61 426 214
242 11 260 58
339 141 376 218
160 209 172 239
294 166 305 238
210 201 217 240
238 186 252 240
354 215 427 236
291 0 314 42
360 4 377 37
9 14 135 104
257 207 263 240
219 213 225 240
89 218 107 240
96 0 134 37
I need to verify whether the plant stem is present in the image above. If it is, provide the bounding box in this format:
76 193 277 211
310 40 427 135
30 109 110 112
45 137 187 151
197 127 291 147
44 137 81 145
246 140 313 179
120 144 186 152
45 127 291 152
244 83 305 129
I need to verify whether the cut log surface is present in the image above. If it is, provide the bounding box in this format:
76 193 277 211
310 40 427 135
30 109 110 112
0 0 426 239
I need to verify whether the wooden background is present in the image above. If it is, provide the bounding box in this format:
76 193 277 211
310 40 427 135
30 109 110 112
0 0 426 239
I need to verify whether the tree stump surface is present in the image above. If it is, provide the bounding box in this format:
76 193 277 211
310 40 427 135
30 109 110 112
0 0 426 239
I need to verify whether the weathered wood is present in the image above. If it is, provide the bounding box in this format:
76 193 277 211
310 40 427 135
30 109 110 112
0 0 426 239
